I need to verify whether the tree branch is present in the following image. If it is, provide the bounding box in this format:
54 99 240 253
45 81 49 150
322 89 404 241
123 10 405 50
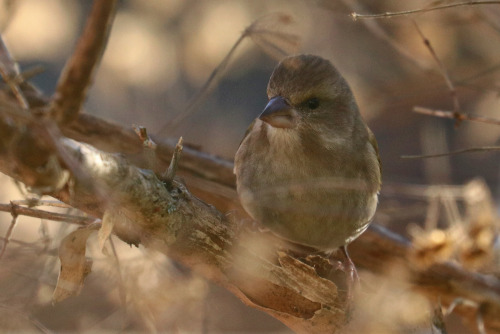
50 0 117 124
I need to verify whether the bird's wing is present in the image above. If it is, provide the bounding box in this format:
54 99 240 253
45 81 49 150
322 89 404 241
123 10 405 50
367 125 382 189
237 119 257 149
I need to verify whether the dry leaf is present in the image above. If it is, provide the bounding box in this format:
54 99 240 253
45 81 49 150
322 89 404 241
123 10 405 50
52 223 100 303
98 210 115 254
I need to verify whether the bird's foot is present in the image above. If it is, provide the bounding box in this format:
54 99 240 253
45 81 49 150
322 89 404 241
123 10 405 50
327 246 359 309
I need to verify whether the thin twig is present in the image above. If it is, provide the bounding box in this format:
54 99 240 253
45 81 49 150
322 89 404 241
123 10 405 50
163 136 183 183
338 0 430 70
414 106 500 126
0 203 18 259
50 0 117 124
0 203 97 225
133 126 157 150
0 236 36 247
157 13 298 135
134 125 158 172
157 32 247 135
11 199 72 209
412 21 460 114
455 61 500 94
16 65 45 83
457 62 500 84
444 298 478 316
351 1 500 20
0 36 20 80
401 146 500 159
0 36 29 108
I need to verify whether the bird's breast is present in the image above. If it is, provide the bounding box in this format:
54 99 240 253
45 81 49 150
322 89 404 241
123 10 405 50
234 119 379 250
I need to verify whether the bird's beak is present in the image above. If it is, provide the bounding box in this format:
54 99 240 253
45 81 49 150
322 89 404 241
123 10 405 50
259 96 298 129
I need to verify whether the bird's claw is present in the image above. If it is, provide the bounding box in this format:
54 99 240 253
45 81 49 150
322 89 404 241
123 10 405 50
327 246 359 309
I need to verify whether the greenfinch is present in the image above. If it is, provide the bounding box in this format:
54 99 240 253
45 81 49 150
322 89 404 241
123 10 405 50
234 54 381 286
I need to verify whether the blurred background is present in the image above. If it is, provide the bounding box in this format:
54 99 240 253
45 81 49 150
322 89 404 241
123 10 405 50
0 0 499 332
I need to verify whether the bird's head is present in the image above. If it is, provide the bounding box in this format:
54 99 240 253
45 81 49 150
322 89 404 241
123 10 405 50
260 54 361 142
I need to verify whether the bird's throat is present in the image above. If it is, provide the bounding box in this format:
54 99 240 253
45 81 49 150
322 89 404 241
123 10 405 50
262 121 302 151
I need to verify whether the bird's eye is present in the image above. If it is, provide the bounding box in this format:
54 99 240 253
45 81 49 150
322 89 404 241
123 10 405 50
306 98 320 110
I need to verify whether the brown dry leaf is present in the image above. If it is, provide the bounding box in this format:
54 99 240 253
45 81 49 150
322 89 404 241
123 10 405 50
98 210 115 254
52 223 100 303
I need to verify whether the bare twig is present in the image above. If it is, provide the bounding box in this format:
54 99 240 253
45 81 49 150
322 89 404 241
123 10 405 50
0 236 36 247
338 0 430 70
163 137 183 183
17 65 45 83
0 203 18 259
0 203 97 225
412 22 460 114
413 106 500 126
401 146 500 159
157 24 250 135
0 36 19 80
134 126 157 150
351 1 500 20
50 0 117 124
11 199 72 209
455 61 500 94
0 36 29 109
134 125 158 172
157 13 298 135
445 298 478 316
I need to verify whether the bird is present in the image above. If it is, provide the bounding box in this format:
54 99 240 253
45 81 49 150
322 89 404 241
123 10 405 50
234 54 381 298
